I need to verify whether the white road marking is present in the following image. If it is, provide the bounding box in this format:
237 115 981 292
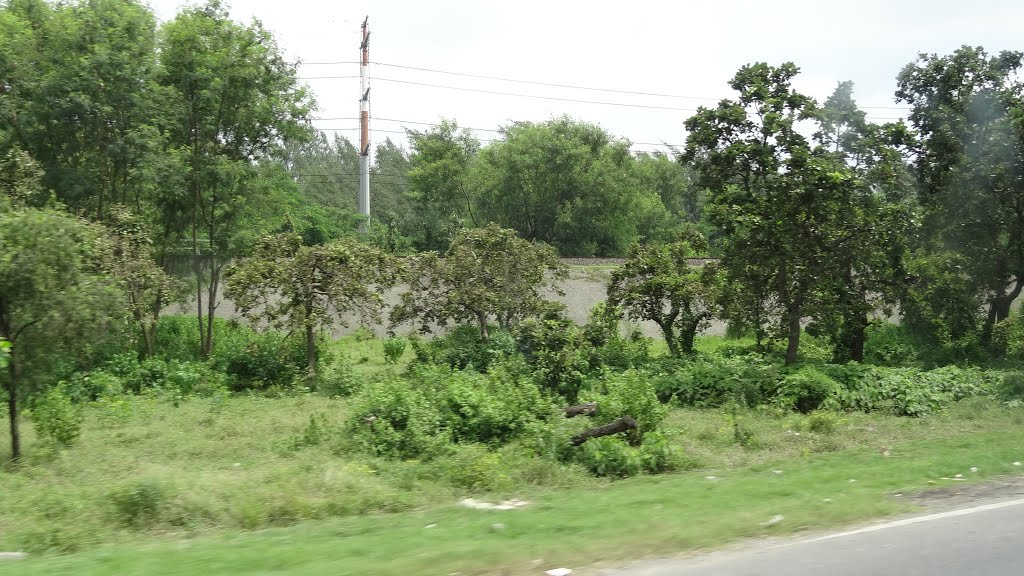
783 496 1024 547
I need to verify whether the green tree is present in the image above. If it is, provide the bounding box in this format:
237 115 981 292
225 233 399 379
158 1 314 357
391 223 567 340
896 46 1024 342
405 119 479 252
607 229 722 356
0 206 123 461
809 82 915 362
684 62 866 365
473 117 668 256
1 0 164 219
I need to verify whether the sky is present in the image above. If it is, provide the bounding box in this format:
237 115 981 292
147 0 1024 157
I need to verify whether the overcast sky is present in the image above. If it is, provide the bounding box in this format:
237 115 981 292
147 0 1024 156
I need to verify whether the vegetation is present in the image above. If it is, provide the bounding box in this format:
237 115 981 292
1 1 1023 572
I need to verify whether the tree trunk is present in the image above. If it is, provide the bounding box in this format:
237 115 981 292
476 310 489 341
202 258 221 358
679 319 699 355
658 321 678 357
305 299 317 382
563 402 598 418
6 351 20 462
571 416 637 446
785 309 801 366
193 252 204 358
982 276 1023 345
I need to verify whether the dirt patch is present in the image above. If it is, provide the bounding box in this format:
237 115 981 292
907 475 1024 511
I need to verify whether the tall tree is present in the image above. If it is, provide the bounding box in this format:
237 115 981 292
473 116 668 256
405 119 479 252
896 46 1024 341
0 0 163 219
684 63 867 364
158 1 314 356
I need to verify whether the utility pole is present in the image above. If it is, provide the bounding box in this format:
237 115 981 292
358 16 371 232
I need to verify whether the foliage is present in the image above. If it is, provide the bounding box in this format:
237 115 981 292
863 323 922 367
382 337 407 365
582 303 650 370
473 116 674 256
225 232 399 379
900 252 986 363
607 228 722 356
0 206 124 460
775 367 840 413
581 369 668 443
822 364 996 416
29 386 84 447
109 480 167 527
158 1 314 357
391 223 567 339
515 315 593 401
577 432 682 478
345 365 551 459
316 354 361 397
409 325 516 372
897 46 1024 339
648 354 783 408
405 119 480 251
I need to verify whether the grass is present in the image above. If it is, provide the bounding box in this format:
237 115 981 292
2 422 1021 576
0 386 1021 575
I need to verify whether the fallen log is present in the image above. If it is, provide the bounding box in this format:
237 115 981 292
571 415 637 446
563 402 598 418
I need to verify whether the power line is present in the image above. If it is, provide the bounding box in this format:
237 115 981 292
298 60 912 111
317 126 683 148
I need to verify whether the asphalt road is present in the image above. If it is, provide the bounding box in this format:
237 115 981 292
603 497 1024 576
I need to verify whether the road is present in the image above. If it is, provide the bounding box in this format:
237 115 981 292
602 496 1024 576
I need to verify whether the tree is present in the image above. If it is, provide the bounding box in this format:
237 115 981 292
225 233 400 379
1 0 164 219
0 207 123 461
607 229 722 356
473 116 668 256
809 82 915 362
896 46 1024 342
106 208 185 358
405 119 479 252
159 1 314 357
391 223 567 340
684 62 865 365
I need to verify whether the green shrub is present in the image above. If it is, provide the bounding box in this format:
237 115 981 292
581 369 667 443
61 370 124 403
30 387 84 447
433 443 511 491
412 325 515 373
583 303 649 370
775 367 839 413
317 354 361 397
864 323 922 367
345 364 552 459
823 364 994 417
639 431 684 473
345 377 451 459
806 411 841 434
382 336 407 364
579 437 644 477
109 479 167 527
516 316 593 401
648 354 782 408
998 371 1024 400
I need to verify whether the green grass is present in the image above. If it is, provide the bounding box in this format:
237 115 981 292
0 389 1021 574
3 422 1021 576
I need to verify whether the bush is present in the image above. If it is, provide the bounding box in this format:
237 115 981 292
345 364 552 460
433 443 511 491
30 387 84 447
583 303 649 370
864 323 922 367
806 411 841 434
516 316 594 401
344 376 451 459
823 364 995 417
775 367 839 413
581 369 667 442
218 333 308 392
648 353 782 408
316 354 361 397
411 325 516 373
382 336 407 364
109 479 167 527
578 433 682 478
